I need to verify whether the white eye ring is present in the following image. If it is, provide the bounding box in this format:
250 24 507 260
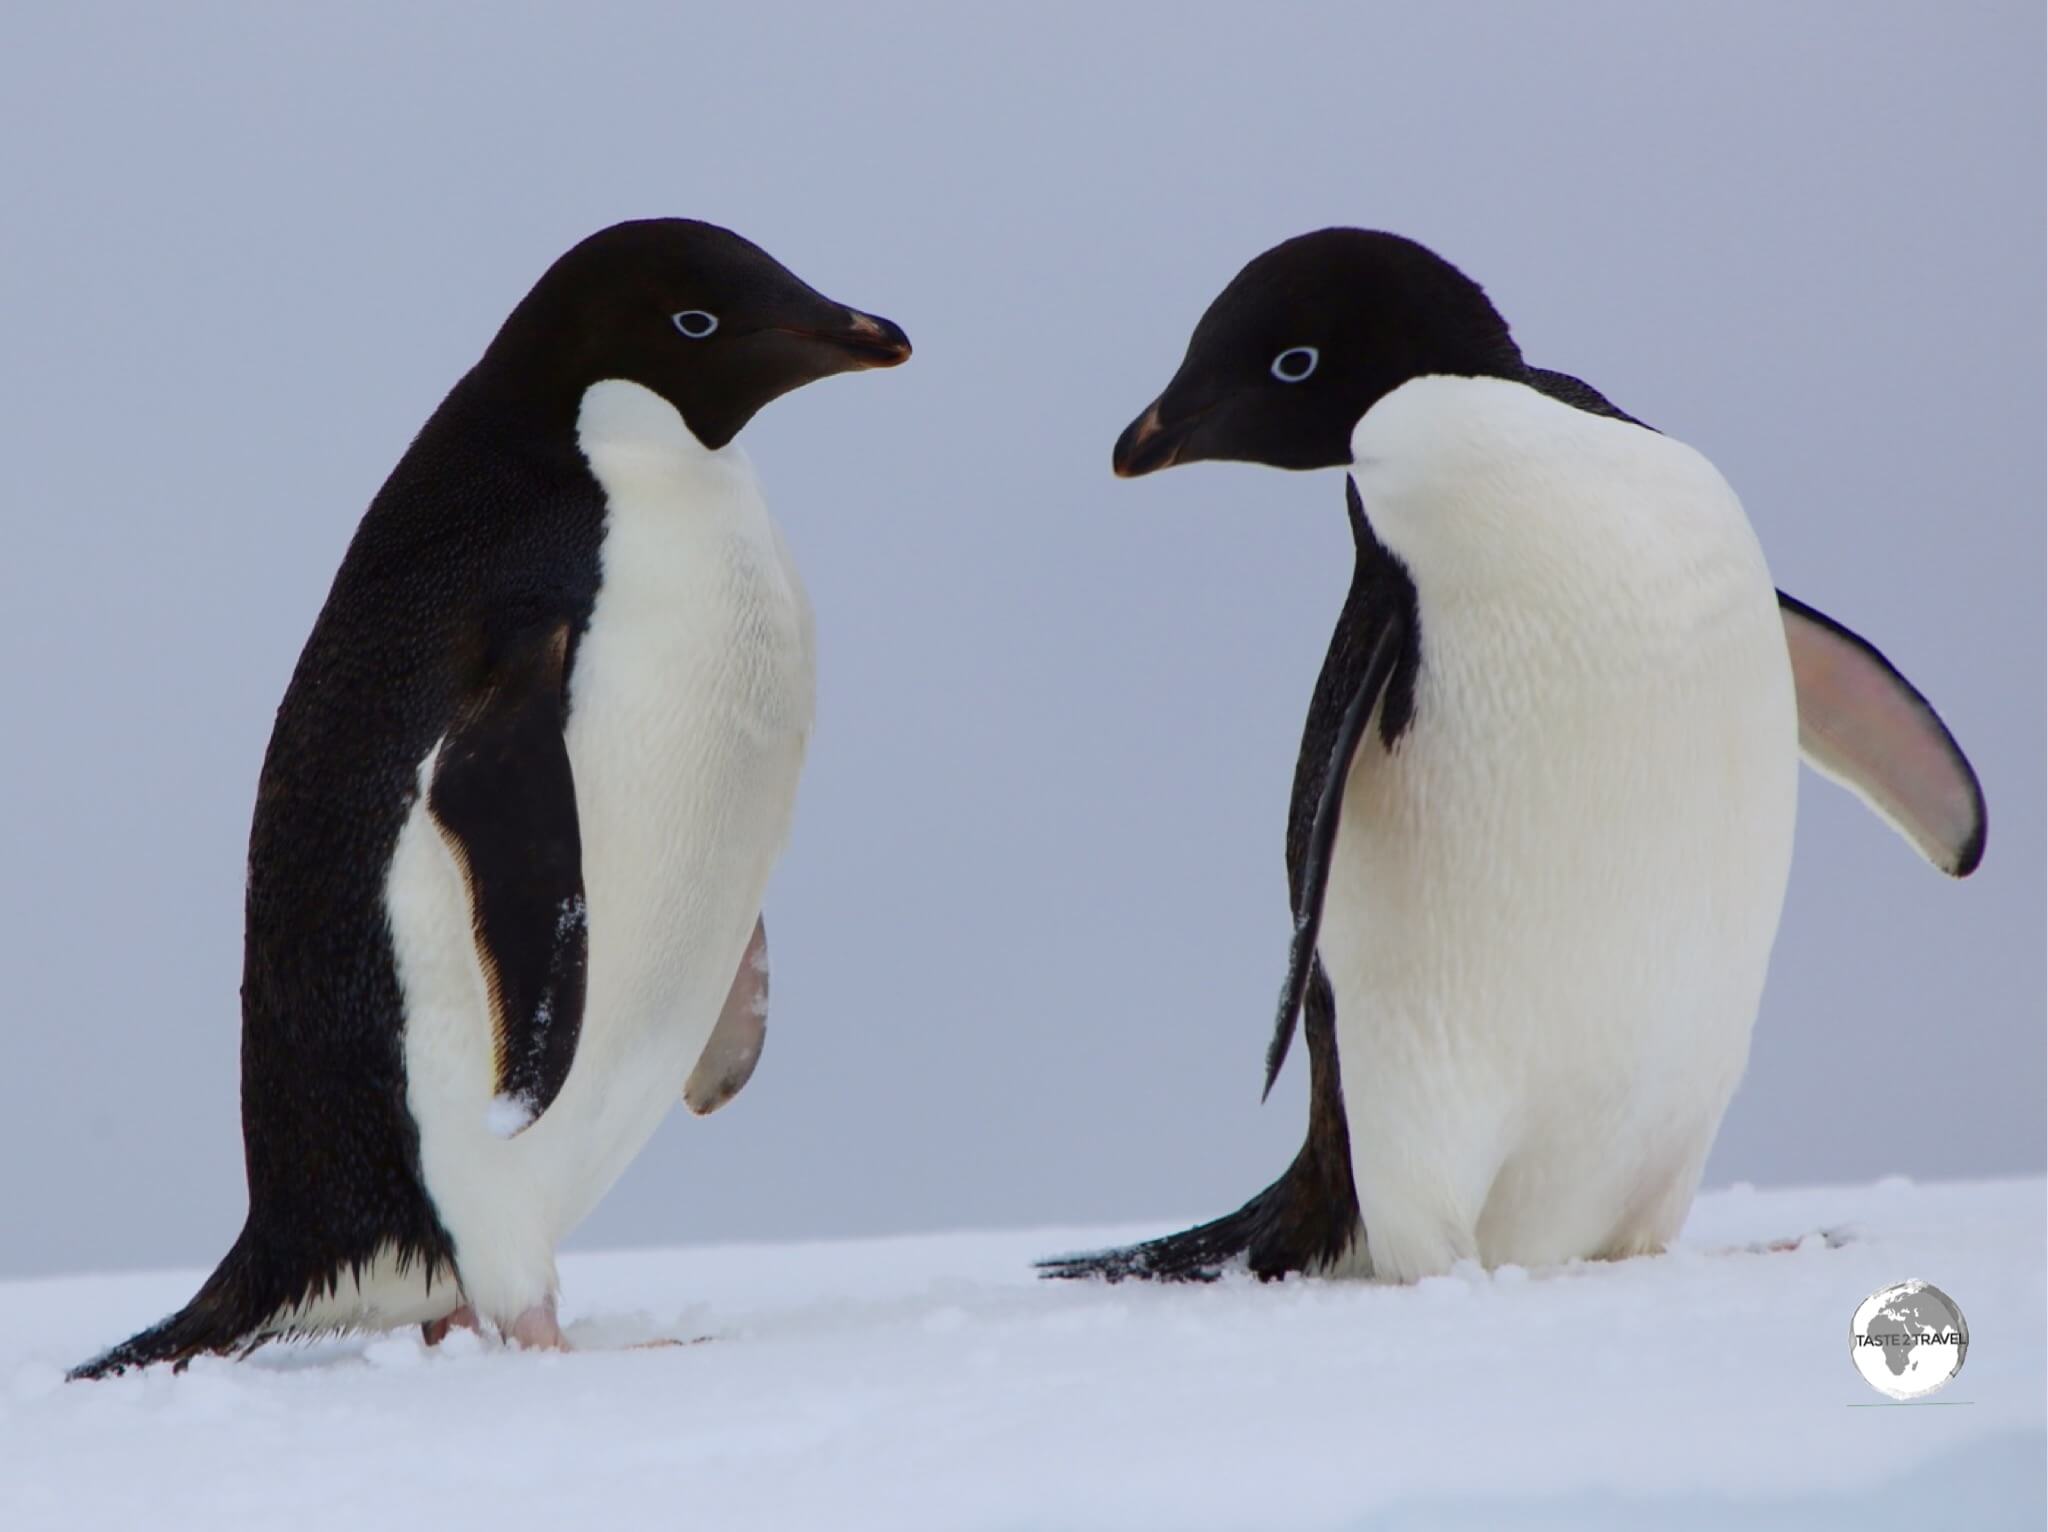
1271 346 1319 382
671 309 719 339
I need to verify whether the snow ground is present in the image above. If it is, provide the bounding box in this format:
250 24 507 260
2 1178 2041 1530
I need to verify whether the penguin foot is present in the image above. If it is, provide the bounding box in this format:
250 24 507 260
421 1304 480 1346
506 1296 568 1351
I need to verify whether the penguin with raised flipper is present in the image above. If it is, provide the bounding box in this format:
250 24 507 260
72 219 909 1376
1043 230 1983 1284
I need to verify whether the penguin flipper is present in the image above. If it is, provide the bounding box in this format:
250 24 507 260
1263 477 1411 1099
1778 592 1986 877
1045 480 1401 1285
684 915 769 1115
428 619 589 1137
1515 373 1984 874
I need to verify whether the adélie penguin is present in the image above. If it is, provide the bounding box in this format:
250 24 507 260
1043 229 1984 1285
72 219 910 1376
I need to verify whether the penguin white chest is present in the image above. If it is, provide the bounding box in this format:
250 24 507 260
389 379 814 1321
556 380 816 1185
1321 378 1798 1281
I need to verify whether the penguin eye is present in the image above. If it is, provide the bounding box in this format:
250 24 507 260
671 310 719 339
1270 346 1319 383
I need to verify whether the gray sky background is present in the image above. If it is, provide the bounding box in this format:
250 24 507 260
1 3 2040 1280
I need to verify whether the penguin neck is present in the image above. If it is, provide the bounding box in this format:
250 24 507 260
1347 373 1757 639
573 380 765 518
1347 376 1624 593
575 378 761 502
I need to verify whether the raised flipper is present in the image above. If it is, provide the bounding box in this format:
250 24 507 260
685 916 769 1115
1528 367 1985 875
427 619 588 1138
1779 592 1986 877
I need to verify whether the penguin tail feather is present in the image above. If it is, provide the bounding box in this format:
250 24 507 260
66 1235 286 1381
1036 1141 1363 1284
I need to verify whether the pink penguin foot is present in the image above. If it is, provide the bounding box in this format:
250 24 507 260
505 1296 568 1352
421 1304 480 1346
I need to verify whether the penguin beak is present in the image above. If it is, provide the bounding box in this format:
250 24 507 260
1113 398 1214 478
775 309 912 370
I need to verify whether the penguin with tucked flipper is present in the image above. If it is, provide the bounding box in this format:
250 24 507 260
72 219 909 1377
1042 230 1983 1285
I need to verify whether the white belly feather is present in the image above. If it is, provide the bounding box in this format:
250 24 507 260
1321 377 1797 1281
380 379 814 1325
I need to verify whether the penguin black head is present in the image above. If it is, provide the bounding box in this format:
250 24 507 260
480 218 911 450
1112 229 1522 477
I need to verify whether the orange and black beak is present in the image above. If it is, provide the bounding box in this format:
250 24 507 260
1112 397 1217 478
779 307 912 370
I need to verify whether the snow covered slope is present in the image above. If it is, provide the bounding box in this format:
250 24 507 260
3 1178 2041 1530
